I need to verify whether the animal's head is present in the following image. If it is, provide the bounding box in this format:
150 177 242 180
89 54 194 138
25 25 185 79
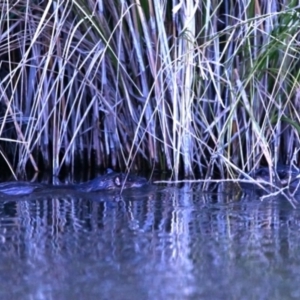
89 172 148 191
113 173 148 189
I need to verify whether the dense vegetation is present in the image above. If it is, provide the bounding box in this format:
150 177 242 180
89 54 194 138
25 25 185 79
0 0 299 179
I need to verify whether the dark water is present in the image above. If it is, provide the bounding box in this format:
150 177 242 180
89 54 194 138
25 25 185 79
0 183 300 299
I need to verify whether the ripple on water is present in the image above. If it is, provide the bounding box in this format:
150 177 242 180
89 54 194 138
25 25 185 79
0 185 299 299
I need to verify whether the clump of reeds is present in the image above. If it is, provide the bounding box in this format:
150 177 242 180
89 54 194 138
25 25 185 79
0 0 299 180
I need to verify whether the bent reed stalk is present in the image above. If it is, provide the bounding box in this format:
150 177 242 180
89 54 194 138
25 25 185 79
0 0 299 181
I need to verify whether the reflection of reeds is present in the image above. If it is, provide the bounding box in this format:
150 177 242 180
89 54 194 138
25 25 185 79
0 185 293 260
0 186 296 298
0 1 299 179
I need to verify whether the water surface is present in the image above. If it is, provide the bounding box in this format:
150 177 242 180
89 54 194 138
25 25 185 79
0 183 299 299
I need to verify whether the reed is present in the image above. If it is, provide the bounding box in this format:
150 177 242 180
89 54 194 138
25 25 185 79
0 0 299 179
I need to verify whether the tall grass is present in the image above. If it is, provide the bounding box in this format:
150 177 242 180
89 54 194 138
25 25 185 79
0 0 299 179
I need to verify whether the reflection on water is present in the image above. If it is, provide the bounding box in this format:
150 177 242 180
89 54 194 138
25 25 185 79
0 184 300 299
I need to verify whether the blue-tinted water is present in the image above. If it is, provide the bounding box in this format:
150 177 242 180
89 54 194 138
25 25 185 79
0 183 299 299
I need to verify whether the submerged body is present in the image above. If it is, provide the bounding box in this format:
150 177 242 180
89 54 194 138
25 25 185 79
0 171 148 196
